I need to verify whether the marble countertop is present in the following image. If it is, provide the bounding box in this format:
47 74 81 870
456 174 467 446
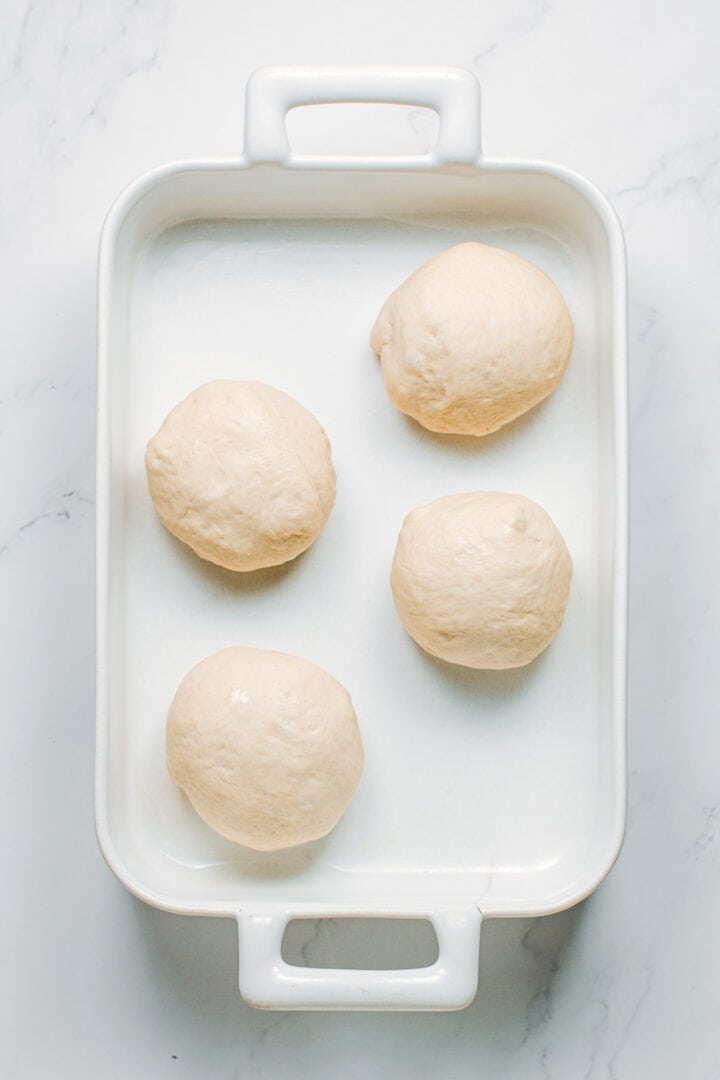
2 0 718 1076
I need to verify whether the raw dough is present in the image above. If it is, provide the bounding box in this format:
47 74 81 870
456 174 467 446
166 647 364 851
145 380 336 571
391 492 572 670
370 241 574 436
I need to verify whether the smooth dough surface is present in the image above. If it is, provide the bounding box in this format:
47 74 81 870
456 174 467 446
145 380 336 571
391 492 572 670
370 241 574 436
166 647 364 851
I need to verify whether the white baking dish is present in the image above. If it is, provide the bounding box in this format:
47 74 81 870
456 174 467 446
96 66 627 1011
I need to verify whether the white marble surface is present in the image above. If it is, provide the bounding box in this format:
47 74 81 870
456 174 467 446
1 0 719 1075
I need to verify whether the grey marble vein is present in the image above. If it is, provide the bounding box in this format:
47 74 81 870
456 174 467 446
472 0 552 66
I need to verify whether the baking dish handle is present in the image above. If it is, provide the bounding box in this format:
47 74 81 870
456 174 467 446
243 65 482 167
236 906 482 1011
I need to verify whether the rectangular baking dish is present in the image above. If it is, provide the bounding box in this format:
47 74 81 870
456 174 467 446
96 66 627 1011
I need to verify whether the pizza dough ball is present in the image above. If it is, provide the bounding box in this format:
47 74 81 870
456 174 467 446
391 492 572 670
145 380 336 572
370 242 573 436
167 647 364 851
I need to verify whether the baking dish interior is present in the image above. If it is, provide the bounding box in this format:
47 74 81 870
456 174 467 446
98 161 624 918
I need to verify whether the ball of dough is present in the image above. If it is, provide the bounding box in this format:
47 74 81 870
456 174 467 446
166 647 364 851
391 492 572 670
145 380 336 571
370 242 574 436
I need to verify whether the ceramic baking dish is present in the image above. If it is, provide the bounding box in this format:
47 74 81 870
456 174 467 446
95 66 627 1011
